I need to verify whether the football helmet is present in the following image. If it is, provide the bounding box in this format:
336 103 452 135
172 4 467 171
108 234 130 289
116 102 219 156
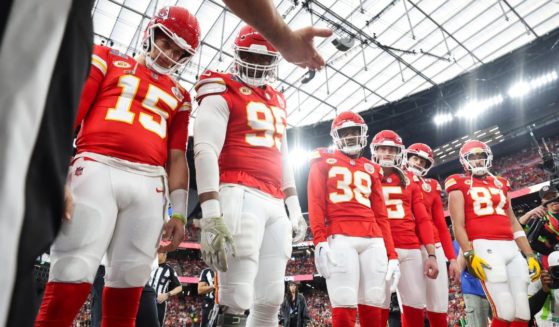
370 130 404 167
233 25 280 87
405 143 434 177
459 140 493 176
142 6 200 75
330 111 368 156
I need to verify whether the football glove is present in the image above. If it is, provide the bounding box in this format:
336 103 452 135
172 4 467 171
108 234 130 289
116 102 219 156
527 254 541 282
291 213 308 244
463 250 491 281
314 242 337 278
385 259 401 292
200 216 236 272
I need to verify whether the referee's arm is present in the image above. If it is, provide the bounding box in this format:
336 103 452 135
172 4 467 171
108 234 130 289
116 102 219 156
198 269 215 295
167 269 182 297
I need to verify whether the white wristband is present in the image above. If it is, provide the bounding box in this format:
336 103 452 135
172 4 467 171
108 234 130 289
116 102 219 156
285 195 302 217
201 199 221 218
513 230 527 240
170 189 188 217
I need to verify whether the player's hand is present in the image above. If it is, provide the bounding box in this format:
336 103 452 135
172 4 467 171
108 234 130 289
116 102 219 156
541 270 552 293
314 242 337 278
527 254 542 282
159 215 186 253
464 250 491 281
448 259 461 286
63 184 73 221
291 214 308 244
157 292 169 303
385 259 401 292
275 27 332 70
200 216 236 272
424 256 439 279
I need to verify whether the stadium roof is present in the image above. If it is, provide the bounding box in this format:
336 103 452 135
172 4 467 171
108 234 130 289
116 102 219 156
92 0 559 128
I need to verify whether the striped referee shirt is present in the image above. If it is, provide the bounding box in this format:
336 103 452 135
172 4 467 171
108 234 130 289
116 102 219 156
148 263 181 295
199 268 215 303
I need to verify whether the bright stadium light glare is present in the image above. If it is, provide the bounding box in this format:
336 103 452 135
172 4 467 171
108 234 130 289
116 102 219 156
455 94 503 120
508 70 557 99
289 148 311 168
433 113 453 126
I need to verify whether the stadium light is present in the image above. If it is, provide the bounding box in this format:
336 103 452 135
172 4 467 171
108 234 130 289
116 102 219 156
508 70 558 99
433 113 453 126
455 94 504 120
289 148 311 168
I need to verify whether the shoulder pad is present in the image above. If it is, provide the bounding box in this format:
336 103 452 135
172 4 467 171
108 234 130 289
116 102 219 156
91 45 110 76
309 148 329 161
444 174 463 191
109 48 129 59
195 70 228 103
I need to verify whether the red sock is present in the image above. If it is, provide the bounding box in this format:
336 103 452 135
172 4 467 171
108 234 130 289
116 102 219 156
401 305 425 327
358 305 386 327
379 308 390 327
332 307 357 327
427 311 447 327
34 282 92 327
491 318 510 327
510 321 528 327
101 287 143 327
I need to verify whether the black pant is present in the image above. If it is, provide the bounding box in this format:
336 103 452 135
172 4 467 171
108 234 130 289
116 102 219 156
201 302 216 327
157 301 167 326
137 286 160 327
90 266 105 327
6 1 93 325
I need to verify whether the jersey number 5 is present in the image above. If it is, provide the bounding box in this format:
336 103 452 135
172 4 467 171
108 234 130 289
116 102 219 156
105 75 179 138
328 166 371 207
382 187 405 219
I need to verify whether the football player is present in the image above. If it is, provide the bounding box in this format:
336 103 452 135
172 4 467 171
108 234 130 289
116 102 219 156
34 6 199 327
193 26 307 327
447 140 541 327
307 112 400 327
370 130 439 327
404 143 460 327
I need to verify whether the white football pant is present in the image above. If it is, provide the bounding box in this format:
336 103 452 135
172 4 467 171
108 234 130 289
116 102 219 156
473 239 530 321
217 185 292 327
48 157 166 288
382 248 427 309
420 243 449 313
324 235 388 308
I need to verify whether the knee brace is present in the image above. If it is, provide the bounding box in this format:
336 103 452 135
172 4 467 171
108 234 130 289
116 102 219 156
247 302 281 327
331 286 358 307
513 291 530 321
494 292 515 322
104 260 152 288
360 285 386 306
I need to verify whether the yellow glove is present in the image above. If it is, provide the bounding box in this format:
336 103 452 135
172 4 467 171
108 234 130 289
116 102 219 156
464 250 491 281
527 254 541 282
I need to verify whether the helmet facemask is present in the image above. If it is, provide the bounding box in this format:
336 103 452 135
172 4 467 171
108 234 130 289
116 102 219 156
233 46 280 87
405 153 433 177
372 145 404 167
143 25 195 75
331 125 367 156
460 151 492 176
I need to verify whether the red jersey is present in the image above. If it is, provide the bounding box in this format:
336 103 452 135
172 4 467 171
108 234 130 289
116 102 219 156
307 149 397 259
75 45 191 166
195 71 287 198
419 178 456 260
381 169 434 249
445 174 513 241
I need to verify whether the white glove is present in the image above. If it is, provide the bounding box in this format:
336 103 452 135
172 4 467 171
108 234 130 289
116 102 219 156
200 216 236 272
285 196 308 243
385 259 400 292
314 242 338 278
